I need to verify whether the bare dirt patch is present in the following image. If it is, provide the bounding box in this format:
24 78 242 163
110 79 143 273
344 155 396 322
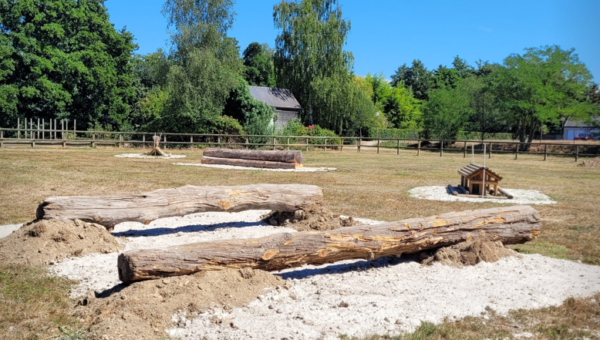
262 202 356 231
578 156 600 167
77 268 282 340
419 240 518 267
0 220 122 266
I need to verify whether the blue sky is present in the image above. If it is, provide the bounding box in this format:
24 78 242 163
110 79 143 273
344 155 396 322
106 0 600 82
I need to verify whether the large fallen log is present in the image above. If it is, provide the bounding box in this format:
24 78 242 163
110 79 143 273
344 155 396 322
201 156 299 169
37 184 323 230
203 148 303 164
118 205 541 283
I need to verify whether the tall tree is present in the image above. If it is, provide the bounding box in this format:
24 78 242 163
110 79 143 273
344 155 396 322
158 0 243 133
274 0 366 134
495 46 599 149
242 42 276 87
390 60 432 101
0 0 136 130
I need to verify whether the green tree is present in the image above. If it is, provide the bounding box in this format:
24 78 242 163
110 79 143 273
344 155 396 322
223 78 275 138
274 0 368 135
157 0 244 133
423 85 471 140
384 87 422 130
390 60 432 101
243 42 276 87
496 46 599 149
0 0 136 129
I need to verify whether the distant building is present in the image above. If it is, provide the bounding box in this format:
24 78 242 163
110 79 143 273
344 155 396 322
249 86 301 130
563 117 600 140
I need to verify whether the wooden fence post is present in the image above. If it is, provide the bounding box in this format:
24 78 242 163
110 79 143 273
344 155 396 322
287 137 290 151
358 138 361 153
397 139 400 155
306 138 309 152
515 143 519 160
324 138 327 151
42 119 45 139
489 143 492 159
142 134 145 149
37 118 40 140
544 144 548 161
463 141 467 158
73 119 76 139
62 140 66 148
245 138 249 150
17 118 20 139
54 119 57 139
440 140 443 157
190 136 193 150
575 145 579 162
417 140 421 156
340 138 344 152
119 134 123 148
377 139 380 154
164 135 167 150
272 137 276 150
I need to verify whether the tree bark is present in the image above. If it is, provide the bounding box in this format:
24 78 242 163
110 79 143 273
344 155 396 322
118 205 541 283
201 156 299 169
203 148 303 164
37 184 323 230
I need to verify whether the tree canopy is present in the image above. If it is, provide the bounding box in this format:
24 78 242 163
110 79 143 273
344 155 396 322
0 0 136 129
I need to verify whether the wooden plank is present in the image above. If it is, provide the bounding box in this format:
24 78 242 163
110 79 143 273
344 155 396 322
117 205 541 283
38 184 323 230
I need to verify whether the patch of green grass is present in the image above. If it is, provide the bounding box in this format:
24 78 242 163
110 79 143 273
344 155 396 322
510 241 573 260
0 265 89 340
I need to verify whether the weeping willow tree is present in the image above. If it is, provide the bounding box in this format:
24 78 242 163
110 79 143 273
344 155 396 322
273 0 375 135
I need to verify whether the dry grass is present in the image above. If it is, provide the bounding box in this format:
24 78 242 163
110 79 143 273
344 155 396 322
1 145 600 339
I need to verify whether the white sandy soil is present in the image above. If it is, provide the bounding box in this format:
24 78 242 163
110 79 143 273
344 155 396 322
0 224 22 239
115 153 186 159
173 163 336 172
5 208 597 340
409 186 557 205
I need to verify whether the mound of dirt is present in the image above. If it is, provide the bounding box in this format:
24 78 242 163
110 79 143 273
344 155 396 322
77 268 283 340
0 220 122 266
419 240 518 267
578 157 600 167
262 202 356 231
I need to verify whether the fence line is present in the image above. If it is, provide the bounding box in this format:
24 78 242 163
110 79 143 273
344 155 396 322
0 127 598 161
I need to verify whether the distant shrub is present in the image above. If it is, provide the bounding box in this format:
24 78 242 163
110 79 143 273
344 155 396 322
368 128 420 140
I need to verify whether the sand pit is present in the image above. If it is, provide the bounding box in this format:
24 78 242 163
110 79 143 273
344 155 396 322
0 223 21 239
115 153 186 159
409 186 557 205
174 162 336 172
3 209 598 339
0 220 122 266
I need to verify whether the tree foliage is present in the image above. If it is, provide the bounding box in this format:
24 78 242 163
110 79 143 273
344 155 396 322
0 0 136 129
242 42 275 87
223 78 275 137
390 60 432 101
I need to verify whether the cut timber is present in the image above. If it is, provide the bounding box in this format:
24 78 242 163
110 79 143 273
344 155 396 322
498 187 514 199
37 184 323 230
203 148 302 164
145 135 167 157
201 156 298 169
118 205 541 283
447 185 458 196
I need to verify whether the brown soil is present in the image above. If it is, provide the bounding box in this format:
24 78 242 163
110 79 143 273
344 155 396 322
578 157 600 167
0 220 122 266
419 240 518 267
77 268 283 340
262 202 356 231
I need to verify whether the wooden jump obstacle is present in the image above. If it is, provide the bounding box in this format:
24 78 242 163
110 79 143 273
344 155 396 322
448 163 512 199
118 205 541 283
201 148 303 169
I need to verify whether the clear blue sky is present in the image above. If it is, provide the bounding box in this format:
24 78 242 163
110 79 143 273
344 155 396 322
106 0 600 82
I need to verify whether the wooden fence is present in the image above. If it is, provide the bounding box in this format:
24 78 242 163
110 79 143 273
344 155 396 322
0 127 598 161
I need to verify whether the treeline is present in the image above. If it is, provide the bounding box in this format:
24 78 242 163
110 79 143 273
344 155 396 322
1 0 598 145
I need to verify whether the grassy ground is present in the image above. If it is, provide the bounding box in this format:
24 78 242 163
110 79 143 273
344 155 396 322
1 146 599 339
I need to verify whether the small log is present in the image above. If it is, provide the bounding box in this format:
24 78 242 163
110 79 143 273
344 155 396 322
457 185 469 195
447 185 458 196
37 184 323 229
498 187 514 199
118 205 541 283
201 156 299 169
203 148 302 164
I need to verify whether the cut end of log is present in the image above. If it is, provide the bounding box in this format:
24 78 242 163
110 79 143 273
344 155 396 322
118 253 136 283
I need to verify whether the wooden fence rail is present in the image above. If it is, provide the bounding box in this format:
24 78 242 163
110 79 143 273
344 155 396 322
0 127 598 161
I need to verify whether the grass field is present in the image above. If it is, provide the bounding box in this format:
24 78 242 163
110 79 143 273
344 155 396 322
1 146 599 339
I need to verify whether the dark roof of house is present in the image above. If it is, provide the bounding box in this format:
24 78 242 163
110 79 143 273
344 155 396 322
249 86 301 110
458 163 503 180
565 116 600 128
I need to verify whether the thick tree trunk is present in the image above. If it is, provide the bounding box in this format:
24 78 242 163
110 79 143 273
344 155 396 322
203 148 303 164
118 205 541 283
37 184 323 230
201 156 299 169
